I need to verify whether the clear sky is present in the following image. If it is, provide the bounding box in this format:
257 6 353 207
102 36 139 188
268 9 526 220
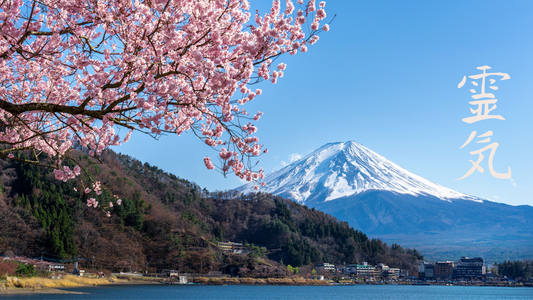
113 0 533 207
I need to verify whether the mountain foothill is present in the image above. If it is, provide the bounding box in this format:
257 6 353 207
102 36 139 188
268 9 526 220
0 148 423 276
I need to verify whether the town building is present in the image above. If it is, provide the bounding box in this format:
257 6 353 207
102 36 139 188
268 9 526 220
456 257 484 279
376 263 389 271
381 269 395 278
161 269 179 277
314 263 335 273
434 261 454 279
48 264 65 272
217 242 247 254
417 261 426 280
351 262 378 278
389 268 400 278
377 264 399 278
345 264 357 276
400 269 410 278
425 264 434 279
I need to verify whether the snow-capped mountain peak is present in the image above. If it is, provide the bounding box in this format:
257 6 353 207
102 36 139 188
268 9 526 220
236 141 481 203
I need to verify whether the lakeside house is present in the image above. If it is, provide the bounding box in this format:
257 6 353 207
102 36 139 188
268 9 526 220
418 256 486 280
344 262 390 279
400 269 409 278
314 263 335 273
389 268 400 278
161 269 179 277
434 261 454 279
425 264 434 279
48 264 66 272
456 257 485 279
217 241 248 254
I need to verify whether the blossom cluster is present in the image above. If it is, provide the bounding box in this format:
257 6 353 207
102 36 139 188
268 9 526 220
0 0 329 190
81 183 122 216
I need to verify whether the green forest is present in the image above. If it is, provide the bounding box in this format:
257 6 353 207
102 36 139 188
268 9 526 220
497 261 531 280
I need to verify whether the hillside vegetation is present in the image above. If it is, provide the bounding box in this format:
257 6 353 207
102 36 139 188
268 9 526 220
0 149 422 275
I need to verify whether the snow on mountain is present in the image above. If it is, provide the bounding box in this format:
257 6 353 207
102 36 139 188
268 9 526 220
236 141 482 204
236 141 533 261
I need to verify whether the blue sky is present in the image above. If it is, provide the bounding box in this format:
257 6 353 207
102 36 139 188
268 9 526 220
113 0 533 207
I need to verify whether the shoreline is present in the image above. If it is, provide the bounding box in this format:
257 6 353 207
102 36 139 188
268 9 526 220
0 278 162 295
1 277 530 296
0 287 88 295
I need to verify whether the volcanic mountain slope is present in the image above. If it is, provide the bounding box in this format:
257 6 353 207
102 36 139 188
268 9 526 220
236 141 533 261
238 141 481 204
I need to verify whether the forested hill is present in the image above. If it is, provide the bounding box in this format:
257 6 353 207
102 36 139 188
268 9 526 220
0 149 422 274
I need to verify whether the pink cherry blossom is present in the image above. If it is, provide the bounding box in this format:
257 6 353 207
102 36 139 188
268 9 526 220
204 157 216 170
309 0 316 12
285 0 295 14
254 112 264 121
87 198 97 207
117 199 122 205
219 148 233 160
73 166 81 176
106 211 111 217
0 0 329 190
316 9 326 20
94 182 102 195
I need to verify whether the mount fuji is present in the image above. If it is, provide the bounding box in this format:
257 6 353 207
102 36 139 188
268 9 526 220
236 141 533 261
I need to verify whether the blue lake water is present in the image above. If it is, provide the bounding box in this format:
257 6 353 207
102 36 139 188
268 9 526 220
2 284 532 300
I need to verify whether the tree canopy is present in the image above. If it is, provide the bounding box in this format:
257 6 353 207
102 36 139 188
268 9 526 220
0 0 330 193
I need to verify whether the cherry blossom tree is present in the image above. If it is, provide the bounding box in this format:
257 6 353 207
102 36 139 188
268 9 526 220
0 0 330 192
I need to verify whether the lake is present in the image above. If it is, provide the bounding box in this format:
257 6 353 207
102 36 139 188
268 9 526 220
2 284 532 300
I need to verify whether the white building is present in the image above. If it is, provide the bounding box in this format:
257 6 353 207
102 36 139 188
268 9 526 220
314 263 335 273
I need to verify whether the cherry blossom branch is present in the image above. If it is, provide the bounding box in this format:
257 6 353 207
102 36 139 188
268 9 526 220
0 0 332 194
